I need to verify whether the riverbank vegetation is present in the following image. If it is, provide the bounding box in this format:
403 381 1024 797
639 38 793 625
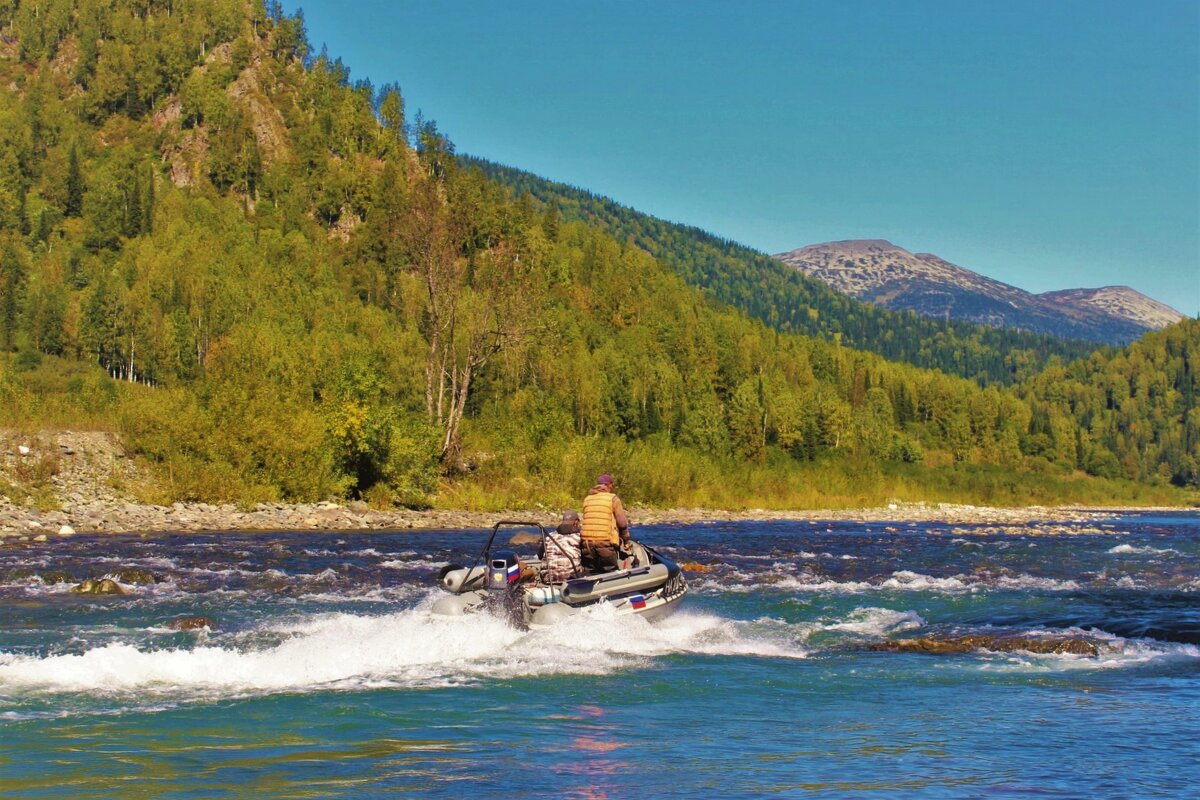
0 0 1195 511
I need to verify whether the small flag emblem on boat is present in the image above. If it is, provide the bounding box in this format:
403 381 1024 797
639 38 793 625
629 594 647 609
507 563 521 583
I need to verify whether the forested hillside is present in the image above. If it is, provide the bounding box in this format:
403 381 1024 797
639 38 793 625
468 159 1101 386
1017 321 1200 487
0 0 1194 510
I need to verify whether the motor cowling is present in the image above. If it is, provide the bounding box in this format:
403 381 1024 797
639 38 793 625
487 550 522 590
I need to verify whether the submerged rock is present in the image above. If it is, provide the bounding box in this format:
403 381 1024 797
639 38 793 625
111 567 158 584
680 561 712 573
37 570 74 584
870 633 1101 657
508 531 542 546
73 578 125 595
167 615 216 631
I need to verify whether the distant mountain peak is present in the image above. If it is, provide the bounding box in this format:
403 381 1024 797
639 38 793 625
774 239 1183 345
1039 286 1186 331
793 238 904 254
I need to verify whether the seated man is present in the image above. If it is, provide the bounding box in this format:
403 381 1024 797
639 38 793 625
580 473 631 573
541 510 583 583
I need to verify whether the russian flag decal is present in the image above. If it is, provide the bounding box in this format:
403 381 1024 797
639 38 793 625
629 594 647 609
507 562 521 583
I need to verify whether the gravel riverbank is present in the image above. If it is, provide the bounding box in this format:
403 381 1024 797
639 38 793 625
0 497 1168 543
0 429 1185 543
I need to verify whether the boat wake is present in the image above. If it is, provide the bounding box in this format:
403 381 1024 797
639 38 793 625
0 592 806 706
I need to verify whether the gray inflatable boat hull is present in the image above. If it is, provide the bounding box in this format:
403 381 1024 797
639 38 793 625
432 560 688 627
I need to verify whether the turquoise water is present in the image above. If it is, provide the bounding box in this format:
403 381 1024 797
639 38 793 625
2 514 1198 798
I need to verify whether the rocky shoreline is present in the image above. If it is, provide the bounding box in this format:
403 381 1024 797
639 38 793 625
0 429 1188 543
0 496 1179 543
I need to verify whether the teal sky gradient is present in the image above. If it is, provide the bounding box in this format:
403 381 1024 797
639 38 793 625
295 0 1199 314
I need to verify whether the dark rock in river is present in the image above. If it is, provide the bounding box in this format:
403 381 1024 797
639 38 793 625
111 567 158 584
74 578 125 595
508 531 542 546
2 567 37 582
248 570 293 593
870 633 1101 657
37 569 75 584
168 615 216 631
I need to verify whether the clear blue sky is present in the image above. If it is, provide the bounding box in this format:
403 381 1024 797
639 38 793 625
295 0 1199 314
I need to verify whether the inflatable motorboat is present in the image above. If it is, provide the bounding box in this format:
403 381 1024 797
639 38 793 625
432 520 687 628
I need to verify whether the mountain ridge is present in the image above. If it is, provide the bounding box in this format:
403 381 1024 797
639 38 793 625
774 240 1183 344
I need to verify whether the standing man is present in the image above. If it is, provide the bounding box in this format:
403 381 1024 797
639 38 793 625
580 473 631 573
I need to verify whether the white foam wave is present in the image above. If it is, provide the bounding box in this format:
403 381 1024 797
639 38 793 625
1108 544 1179 556
976 628 1200 673
881 571 971 592
179 566 261 578
991 574 1081 592
698 570 1084 595
380 557 443 570
6 576 80 595
724 553 801 561
821 607 925 637
0 596 808 699
769 576 875 593
128 556 179 569
292 584 427 603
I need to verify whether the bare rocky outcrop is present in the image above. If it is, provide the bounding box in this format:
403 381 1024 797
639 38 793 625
869 633 1103 657
1039 286 1185 331
1 430 145 507
157 44 293 190
227 56 292 165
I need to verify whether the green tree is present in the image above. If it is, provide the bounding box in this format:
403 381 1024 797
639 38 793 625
0 242 26 350
66 144 85 217
728 375 767 461
376 83 406 152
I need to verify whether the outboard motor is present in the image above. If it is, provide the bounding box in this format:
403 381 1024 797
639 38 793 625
480 549 530 629
487 550 522 590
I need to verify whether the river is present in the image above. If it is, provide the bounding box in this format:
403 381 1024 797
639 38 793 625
2 513 1198 798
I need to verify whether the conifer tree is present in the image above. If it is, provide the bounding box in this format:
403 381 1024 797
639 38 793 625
123 170 142 238
141 165 155 234
377 83 406 151
0 242 25 350
66 144 84 218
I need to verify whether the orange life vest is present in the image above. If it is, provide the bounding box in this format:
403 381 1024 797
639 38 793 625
581 489 619 545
